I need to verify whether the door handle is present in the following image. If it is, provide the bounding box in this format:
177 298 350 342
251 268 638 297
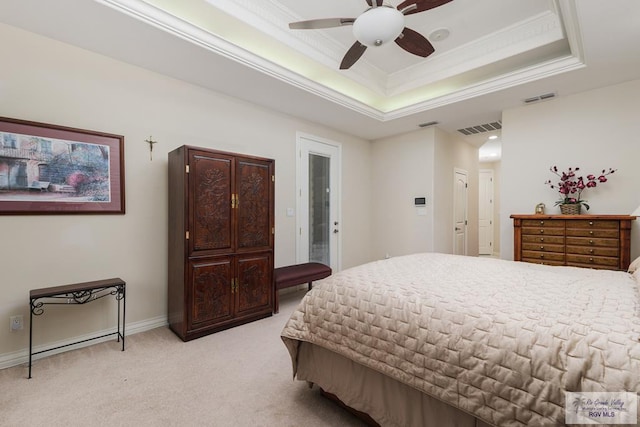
333 229 339 234
455 227 461 231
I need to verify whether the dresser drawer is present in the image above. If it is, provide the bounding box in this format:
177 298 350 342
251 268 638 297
566 245 619 257
521 258 565 266
522 243 564 253
522 227 565 236
521 219 564 228
565 228 619 238
565 237 619 247
566 261 618 270
566 254 619 268
566 220 619 229
522 251 565 263
522 235 565 245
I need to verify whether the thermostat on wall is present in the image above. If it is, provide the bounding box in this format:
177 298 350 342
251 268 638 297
414 197 426 206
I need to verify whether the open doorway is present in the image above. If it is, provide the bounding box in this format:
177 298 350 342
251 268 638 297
478 137 501 257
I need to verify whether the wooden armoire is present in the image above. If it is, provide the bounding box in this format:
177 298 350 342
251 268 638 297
168 145 275 341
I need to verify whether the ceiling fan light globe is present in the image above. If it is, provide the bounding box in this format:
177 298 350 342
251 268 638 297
352 6 405 47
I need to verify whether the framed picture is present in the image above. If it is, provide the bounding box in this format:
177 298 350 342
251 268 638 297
0 117 125 214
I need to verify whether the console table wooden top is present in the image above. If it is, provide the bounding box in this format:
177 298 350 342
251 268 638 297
510 214 636 220
30 277 125 300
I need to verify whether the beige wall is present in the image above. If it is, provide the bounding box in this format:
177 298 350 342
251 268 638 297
500 79 640 260
370 128 436 260
0 24 372 360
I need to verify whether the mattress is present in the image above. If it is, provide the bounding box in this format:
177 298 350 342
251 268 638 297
281 253 640 426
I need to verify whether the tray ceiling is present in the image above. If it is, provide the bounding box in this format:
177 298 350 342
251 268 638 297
1 0 639 141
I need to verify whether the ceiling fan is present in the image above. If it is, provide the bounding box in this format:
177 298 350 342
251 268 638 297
289 0 453 70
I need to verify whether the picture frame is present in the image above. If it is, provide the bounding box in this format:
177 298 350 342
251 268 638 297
0 117 125 214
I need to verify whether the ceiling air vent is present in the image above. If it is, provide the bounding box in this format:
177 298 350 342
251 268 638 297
457 121 502 136
524 92 556 104
418 121 439 128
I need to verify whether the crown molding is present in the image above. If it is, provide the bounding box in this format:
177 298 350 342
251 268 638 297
386 9 566 95
384 54 585 120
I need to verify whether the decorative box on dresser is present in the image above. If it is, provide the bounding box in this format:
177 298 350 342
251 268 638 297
511 214 636 270
168 145 275 341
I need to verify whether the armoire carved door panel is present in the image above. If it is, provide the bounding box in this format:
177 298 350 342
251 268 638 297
189 151 233 255
236 253 271 316
189 257 233 327
237 159 273 251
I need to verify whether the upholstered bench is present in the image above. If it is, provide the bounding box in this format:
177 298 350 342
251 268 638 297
274 262 332 313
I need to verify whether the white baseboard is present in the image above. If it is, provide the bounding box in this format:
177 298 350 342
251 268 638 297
0 315 168 370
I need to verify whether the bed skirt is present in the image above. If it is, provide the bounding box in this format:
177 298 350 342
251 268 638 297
296 341 494 427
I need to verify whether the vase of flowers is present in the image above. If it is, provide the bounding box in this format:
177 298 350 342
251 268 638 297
545 166 616 214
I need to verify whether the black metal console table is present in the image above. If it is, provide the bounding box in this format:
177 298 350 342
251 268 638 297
29 278 126 378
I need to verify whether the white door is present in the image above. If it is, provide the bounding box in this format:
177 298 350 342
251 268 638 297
297 134 341 271
453 169 468 256
479 169 494 255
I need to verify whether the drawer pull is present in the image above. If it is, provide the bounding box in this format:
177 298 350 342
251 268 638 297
540 221 544 225
540 229 544 234
540 237 544 242
589 258 594 263
589 231 594 235
540 246 544 250
589 221 594 226
589 240 594 245
589 249 594 254
540 254 545 259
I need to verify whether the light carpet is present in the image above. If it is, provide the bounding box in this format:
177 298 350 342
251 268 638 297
0 290 367 427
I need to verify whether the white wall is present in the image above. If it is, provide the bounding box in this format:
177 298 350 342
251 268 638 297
500 79 640 260
370 127 480 259
0 24 372 359
370 128 436 260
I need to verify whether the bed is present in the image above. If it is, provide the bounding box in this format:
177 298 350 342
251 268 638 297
281 252 640 426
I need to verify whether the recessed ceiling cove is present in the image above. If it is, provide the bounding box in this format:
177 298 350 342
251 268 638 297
205 0 581 117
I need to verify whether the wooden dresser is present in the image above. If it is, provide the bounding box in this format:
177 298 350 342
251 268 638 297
511 214 636 270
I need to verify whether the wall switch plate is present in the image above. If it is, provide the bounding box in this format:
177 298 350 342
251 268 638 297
10 315 23 331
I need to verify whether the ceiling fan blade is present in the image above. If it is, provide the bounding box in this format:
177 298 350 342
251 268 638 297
340 41 368 70
395 27 435 57
365 0 384 6
397 0 453 15
289 18 355 30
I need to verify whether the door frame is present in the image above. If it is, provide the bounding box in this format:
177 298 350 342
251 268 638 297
479 169 494 255
295 132 342 272
453 168 468 256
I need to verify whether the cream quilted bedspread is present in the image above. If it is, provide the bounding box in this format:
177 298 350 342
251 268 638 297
281 253 640 426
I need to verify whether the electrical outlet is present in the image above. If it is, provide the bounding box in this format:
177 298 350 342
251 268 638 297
10 315 23 332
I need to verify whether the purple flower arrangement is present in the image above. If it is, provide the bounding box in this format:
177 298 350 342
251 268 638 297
545 166 616 210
